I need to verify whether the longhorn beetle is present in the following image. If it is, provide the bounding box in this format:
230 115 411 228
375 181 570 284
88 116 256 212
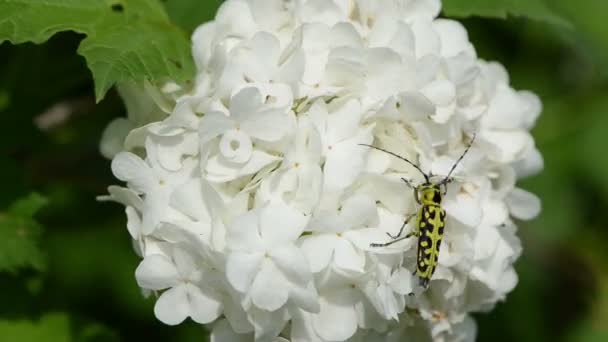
360 133 476 289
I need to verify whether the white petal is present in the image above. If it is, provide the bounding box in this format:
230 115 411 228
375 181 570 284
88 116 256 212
289 283 320 314
412 20 440 58
226 252 264 292
100 118 132 159
333 238 366 273
215 0 257 38
141 194 165 234
170 179 209 221
211 319 252 342
248 307 289 341
242 108 294 142
229 87 263 121
434 19 474 57
422 80 456 107
366 48 406 100
270 245 312 285
125 206 142 240
226 210 263 252
260 203 308 245
240 32 280 81
223 297 254 334
135 254 180 290
450 315 478 342
299 234 336 273
145 122 182 135
154 284 190 325
331 22 363 48
519 90 542 130
218 129 253 164
205 150 280 183
111 152 156 193
444 193 483 227
250 261 289 311
324 132 372 190
483 84 537 130
339 194 378 229
123 124 149 150
101 186 143 210
200 112 234 144
241 82 294 110
299 0 344 26
481 200 509 227
513 146 544 179
473 226 500 261
368 18 414 58
313 293 358 341
397 91 435 121
290 310 322 342
172 247 198 277
389 267 415 295
324 47 365 86
293 165 323 212
445 52 479 86
154 135 193 171
327 99 363 143
185 283 223 324
506 188 541 220
481 130 533 164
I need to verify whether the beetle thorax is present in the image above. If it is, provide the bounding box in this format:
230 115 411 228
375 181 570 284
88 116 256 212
419 184 442 206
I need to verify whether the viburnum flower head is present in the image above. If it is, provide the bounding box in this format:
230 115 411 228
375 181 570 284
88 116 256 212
101 0 543 341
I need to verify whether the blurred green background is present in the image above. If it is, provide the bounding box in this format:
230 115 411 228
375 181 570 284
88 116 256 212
1 1 607 341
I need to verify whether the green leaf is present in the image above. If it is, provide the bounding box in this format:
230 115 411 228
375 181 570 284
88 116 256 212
580 110 608 197
442 0 571 27
163 0 222 33
0 89 9 112
0 313 118 342
552 0 608 79
9 193 48 217
0 0 194 101
0 313 70 342
77 323 120 342
0 193 48 273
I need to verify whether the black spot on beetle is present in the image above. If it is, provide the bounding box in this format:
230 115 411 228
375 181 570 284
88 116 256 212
432 190 442 204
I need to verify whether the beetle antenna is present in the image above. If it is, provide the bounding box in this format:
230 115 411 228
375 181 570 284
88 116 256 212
359 144 429 183
442 132 476 184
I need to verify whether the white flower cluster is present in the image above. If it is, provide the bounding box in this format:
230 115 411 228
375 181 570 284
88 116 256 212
101 0 543 341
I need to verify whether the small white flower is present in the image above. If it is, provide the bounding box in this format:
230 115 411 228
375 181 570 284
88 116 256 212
225 202 318 312
200 87 295 182
257 116 324 213
135 245 223 325
300 193 378 273
308 99 373 190
111 141 196 234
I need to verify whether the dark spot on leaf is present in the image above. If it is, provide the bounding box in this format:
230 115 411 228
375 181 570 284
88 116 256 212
169 59 183 69
111 3 124 12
